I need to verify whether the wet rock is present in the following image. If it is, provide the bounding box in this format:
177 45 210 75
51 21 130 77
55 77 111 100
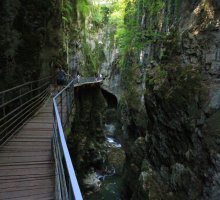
83 172 101 192
106 137 122 148
144 133 149 143
185 149 194 161
104 124 116 137
216 139 220 145
205 84 220 115
131 160 171 200
68 85 108 186
171 163 192 190
139 171 149 192
196 113 205 126
131 137 146 167
107 148 126 174
207 154 220 200
130 163 140 173
196 128 203 138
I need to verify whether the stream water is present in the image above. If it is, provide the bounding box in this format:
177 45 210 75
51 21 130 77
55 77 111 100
87 175 122 200
87 123 123 200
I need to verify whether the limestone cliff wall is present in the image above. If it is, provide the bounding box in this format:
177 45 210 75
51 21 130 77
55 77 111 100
115 1 220 199
68 85 107 191
68 1 220 199
0 0 63 90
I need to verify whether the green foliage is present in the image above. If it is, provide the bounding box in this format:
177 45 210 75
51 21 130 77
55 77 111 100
81 37 105 76
62 1 73 25
91 6 104 27
120 49 142 106
147 67 168 89
144 0 165 15
107 0 165 68
160 31 179 62
76 0 90 24
76 0 165 73
75 0 181 77
75 1 112 75
101 6 110 23
77 0 107 28
0 0 61 89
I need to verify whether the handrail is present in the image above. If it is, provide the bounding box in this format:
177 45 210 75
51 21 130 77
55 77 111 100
0 89 49 144
0 86 48 124
0 88 49 137
0 76 52 145
53 76 102 200
0 81 49 109
0 76 52 94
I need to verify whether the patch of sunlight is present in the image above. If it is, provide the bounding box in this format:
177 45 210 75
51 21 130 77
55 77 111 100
217 19 220 28
92 0 117 5
192 0 216 35
193 0 214 19
204 2 214 19
193 3 201 15
158 13 164 31
140 50 144 63
193 30 199 35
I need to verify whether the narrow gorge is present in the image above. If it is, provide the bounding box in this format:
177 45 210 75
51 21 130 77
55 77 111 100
1 0 220 200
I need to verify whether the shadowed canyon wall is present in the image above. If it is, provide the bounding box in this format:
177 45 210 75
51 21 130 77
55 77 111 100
4 0 220 199
115 1 220 199
67 0 220 199
0 0 63 90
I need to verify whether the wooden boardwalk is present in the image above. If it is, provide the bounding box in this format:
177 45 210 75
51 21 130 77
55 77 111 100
0 98 55 200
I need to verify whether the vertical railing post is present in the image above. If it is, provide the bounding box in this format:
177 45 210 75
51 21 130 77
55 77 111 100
19 88 22 106
2 94 5 117
38 80 40 95
61 92 63 125
53 78 87 200
30 82 33 99
66 89 68 126
66 88 70 126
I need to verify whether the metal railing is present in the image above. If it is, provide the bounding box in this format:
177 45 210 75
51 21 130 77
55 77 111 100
52 77 102 200
0 77 52 145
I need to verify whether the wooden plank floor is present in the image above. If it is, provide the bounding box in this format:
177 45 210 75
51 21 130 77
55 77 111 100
0 98 55 200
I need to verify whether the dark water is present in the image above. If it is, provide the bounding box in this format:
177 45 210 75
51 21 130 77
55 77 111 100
85 123 122 200
86 175 122 200
86 123 123 200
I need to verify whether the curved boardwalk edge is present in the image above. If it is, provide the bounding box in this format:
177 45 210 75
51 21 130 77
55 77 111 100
0 79 103 200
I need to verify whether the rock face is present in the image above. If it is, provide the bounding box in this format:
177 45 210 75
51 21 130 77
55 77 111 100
107 148 125 174
83 172 102 193
68 85 108 192
68 0 220 199
114 1 220 200
0 0 62 90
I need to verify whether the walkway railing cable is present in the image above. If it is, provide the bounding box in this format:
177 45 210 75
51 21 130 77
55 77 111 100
0 76 52 146
53 76 102 200
0 75 102 199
